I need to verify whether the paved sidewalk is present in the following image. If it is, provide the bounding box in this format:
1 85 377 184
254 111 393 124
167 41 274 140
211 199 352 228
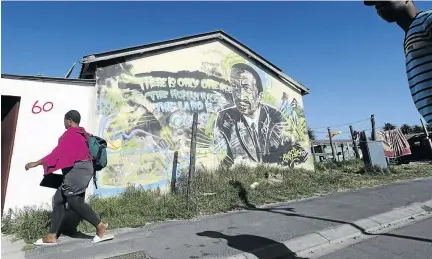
24 177 432 259
2 234 26 259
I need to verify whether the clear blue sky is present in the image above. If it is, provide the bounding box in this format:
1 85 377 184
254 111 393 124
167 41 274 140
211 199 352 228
2 1 431 139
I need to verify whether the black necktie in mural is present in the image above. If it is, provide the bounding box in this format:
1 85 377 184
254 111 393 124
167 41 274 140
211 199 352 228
251 122 262 162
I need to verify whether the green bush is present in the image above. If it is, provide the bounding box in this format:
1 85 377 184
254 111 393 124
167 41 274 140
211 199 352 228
2 160 432 244
2 207 51 243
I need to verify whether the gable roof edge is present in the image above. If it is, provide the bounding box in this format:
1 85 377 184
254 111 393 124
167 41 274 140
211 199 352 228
1 73 95 86
81 31 309 95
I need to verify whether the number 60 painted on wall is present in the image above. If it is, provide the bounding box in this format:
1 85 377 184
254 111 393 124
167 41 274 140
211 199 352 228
32 100 54 114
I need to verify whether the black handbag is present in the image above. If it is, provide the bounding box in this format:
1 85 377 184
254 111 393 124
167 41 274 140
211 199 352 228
39 173 64 189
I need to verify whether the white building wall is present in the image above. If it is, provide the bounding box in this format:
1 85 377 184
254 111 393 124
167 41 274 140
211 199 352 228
1 77 97 211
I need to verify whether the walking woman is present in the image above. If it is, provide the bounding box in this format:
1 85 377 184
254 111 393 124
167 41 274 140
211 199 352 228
25 110 108 245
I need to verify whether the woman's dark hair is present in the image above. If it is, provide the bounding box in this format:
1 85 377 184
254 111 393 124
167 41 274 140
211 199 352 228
65 110 81 124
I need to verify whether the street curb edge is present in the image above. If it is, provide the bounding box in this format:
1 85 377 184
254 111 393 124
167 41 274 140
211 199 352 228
219 199 432 259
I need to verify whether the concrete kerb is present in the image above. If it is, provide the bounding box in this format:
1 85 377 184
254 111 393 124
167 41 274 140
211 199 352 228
219 199 432 259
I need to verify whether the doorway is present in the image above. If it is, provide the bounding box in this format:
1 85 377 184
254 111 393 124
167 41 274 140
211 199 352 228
1 95 21 215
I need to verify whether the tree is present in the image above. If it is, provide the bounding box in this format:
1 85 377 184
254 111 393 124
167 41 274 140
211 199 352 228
383 123 397 131
412 125 423 133
400 124 413 134
308 127 316 141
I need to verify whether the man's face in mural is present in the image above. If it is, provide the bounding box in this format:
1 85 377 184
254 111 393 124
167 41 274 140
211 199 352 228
231 70 262 116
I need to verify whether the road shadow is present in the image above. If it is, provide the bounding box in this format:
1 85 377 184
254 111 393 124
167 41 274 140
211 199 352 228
229 180 257 208
230 180 432 244
197 231 307 259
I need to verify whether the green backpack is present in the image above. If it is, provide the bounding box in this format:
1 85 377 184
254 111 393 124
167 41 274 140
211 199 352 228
87 134 108 189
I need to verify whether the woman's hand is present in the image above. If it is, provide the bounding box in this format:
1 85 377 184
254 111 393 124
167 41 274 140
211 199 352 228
25 162 40 171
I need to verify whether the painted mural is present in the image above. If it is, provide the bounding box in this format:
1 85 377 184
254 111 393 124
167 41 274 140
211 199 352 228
95 42 313 195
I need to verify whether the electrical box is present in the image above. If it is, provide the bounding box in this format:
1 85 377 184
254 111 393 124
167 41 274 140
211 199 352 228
360 140 388 169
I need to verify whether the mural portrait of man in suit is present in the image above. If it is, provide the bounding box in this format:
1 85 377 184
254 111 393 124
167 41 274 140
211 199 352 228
215 63 294 166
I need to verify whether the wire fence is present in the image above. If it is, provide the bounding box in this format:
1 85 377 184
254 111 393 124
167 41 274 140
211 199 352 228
308 115 389 163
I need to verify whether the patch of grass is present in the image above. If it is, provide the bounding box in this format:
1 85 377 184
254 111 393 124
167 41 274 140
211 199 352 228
2 160 432 244
22 244 37 251
1 207 51 243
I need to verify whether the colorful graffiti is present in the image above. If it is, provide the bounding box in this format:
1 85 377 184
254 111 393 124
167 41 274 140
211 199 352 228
95 45 312 195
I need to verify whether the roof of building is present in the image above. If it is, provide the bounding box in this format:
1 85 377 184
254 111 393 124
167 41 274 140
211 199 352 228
1 73 96 86
404 132 432 140
79 30 309 95
313 139 353 145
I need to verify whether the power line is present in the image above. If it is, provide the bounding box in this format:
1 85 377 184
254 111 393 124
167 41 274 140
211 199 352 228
312 122 372 134
309 117 370 131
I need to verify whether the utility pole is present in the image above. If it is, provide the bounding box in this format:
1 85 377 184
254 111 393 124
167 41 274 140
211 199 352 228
310 141 316 164
186 113 198 208
341 143 346 161
349 125 361 159
328 127 337 161
370 114 376 141
170 151 179 193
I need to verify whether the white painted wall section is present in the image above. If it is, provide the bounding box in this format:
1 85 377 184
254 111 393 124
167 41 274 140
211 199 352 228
1 77 97 211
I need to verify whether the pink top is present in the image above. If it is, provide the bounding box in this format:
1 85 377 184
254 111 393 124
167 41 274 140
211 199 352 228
41 127 92 175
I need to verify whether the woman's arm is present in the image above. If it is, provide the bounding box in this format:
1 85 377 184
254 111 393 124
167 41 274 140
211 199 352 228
33 159 43 166
24 159 43 170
